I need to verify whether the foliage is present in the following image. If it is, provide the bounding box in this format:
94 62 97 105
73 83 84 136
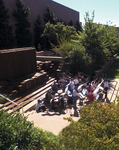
68 20 73 26
41 22 57 49
42 22 79 49
13 0 32 48
0 96 7 104
80 12 106 68
53 11 119 74
80 12 119 69
0 110 61 150
60 100 119 150
44 5 56 24
105 56 119 79
0 0 14 49
34 14 44 50
69 43 93 74
75 20 82 32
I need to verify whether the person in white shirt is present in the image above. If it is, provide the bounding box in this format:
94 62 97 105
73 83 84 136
73 86 80 109
103 79 109 99
36 99 46 112
69 78 75 93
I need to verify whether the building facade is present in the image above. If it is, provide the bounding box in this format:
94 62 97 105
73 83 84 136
4 0 80 32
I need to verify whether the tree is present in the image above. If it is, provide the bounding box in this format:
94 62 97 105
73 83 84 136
42 22 79 49
75 20 82 32
0 0 14 49
34 14 44 50
80 12 119 70
68 20 73 26
13 0 32 48
44 6 56 24
41 22 57 49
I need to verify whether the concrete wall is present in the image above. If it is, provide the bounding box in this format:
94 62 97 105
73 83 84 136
4 0 80 32
0 47 37 80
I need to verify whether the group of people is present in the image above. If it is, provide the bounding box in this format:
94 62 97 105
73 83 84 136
36 71 109 113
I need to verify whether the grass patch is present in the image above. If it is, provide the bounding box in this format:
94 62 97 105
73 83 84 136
105 56 119 78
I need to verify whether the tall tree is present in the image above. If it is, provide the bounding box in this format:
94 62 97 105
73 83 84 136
34 15 43 50
68 20 73 26
44 6 56 24
0 0 14 49
80 11 119 69
75 21 82 32
13 0 32 48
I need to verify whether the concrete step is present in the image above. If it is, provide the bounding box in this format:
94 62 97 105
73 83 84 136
1 106 9 111
3 97 20 108
107 80 117 101
5 79 55 112
10 86 52 114
8 77 54 115
109 80 119 102
19 88 51 114
3 77 55 108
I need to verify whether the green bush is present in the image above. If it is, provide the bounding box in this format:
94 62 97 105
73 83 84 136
0 110 61 150
59 100 119 150
0 96 7 104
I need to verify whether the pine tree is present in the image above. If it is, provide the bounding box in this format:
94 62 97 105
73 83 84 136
68 20 73 26
13 0 32 48
44 6 56 24
34 15 43 50
75 21 82 32
0 0 14 49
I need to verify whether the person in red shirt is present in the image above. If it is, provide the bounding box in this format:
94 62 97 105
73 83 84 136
88 90 95 103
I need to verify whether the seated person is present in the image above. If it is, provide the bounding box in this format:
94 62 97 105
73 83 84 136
45 90 52 104
74 76 79 86
36 99 46 112
51 81 59 94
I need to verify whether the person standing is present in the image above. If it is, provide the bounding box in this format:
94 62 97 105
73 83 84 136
88 90 95 103
104 79 109 99
73 86 79 110
37 43 41 51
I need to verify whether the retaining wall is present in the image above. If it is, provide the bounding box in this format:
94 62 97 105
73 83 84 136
0 47 37 80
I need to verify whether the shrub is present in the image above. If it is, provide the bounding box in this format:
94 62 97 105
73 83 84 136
0 110 61 150
0 96 7 104
60 100 119 150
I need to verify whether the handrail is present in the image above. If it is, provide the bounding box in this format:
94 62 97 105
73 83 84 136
109 80 118 102
0 94 18 106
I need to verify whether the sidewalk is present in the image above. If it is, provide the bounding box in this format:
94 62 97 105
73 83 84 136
24 109 79 135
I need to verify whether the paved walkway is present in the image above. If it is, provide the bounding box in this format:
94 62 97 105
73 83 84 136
24 78 119 136
24 108 79 135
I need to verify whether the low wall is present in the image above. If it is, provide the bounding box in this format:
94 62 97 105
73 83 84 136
0 47 37 80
